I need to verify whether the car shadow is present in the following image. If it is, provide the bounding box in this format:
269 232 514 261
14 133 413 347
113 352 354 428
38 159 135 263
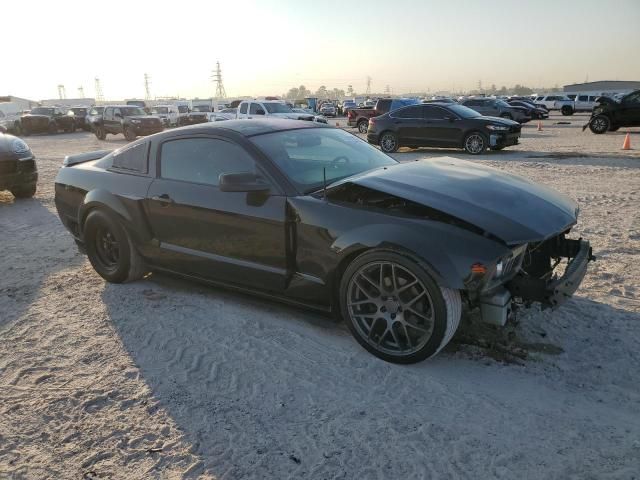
101 271 640 478
0 193 85 329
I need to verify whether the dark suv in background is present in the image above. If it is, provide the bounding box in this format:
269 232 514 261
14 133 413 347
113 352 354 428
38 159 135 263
461 98 531 123
584 90 640 134
367 103 521 154
91 105 163 141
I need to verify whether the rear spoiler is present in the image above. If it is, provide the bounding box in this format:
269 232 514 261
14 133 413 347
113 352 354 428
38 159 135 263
63 149 113 167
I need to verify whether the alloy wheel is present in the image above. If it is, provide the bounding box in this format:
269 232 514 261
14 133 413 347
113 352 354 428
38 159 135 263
465 134 485 154
347 261 435 356
358 121 368 134
591 117 608 133
380 133 397 152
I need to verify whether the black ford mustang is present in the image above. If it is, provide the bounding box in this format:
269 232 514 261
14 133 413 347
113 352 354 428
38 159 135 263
54 120 593 363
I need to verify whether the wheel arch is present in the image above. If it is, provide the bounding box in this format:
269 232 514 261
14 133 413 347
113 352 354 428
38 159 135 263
78 189 152 247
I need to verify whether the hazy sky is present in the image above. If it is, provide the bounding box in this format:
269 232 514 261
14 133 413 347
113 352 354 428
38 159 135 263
3 0 639 100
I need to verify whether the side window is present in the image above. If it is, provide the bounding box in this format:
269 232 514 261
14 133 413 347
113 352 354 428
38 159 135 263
160 138 256 186
250 103 265 115
578 95 588 101
465 100 479 106
624 92 640 104
239 103 248 114
104 108 112 121
394 106 422 118
113 108 121 118
423 106 449 120
112 142 148 173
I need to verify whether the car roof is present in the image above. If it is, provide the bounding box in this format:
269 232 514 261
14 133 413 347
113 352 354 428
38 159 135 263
176 119 329 137
103 104 143 108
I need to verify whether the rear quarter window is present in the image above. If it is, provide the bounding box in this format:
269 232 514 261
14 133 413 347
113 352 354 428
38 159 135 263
111 142 148 173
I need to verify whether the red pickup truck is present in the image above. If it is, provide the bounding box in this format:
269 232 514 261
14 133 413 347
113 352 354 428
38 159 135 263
347 98 420 133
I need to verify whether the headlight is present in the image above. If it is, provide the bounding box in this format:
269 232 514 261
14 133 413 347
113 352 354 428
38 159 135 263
486 124 509 131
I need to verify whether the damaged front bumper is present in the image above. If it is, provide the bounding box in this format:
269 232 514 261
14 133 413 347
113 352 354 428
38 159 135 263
478 237 594 326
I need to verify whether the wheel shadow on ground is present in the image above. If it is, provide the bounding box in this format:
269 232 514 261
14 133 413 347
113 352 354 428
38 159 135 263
0 193 85 329
101 271 640 479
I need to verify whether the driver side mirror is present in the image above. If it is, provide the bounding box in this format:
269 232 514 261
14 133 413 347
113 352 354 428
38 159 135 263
219 172 270 193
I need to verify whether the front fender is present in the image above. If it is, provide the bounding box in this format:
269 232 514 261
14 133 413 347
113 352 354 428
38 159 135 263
331 221 510 290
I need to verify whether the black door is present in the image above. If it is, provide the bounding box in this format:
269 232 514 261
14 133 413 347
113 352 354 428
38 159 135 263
145 135 288 291
421 105 463 147
391 105 426 145
617 91 640 126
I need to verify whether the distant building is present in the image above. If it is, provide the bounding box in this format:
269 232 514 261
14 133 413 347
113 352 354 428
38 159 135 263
41 98 95 107
0 95 39 114
563 80 640 96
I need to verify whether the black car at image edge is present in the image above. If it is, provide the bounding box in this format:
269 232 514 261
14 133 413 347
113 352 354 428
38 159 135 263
367 103 521 154
0 131 38 198
54 120 592 364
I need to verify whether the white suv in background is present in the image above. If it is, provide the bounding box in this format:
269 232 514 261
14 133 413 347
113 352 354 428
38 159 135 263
236 100 314 121
152 105 180 127
533 94 575 115
573 94 602 112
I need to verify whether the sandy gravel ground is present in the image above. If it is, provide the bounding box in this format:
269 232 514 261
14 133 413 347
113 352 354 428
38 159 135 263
1 114 640 479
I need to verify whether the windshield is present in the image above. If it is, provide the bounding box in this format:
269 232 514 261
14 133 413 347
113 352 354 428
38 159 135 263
153 107 169 114
447 104 482 118
127 101 145 108
31 108 55 115
264 103 293 114
251 128 397 193
90 107 104 115
192 105 211 112
496 100 511 108
178 105 189 113
71 108 87 114
122 107 146 116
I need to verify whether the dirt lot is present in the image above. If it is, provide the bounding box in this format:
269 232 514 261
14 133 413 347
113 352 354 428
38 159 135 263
1 114 640 479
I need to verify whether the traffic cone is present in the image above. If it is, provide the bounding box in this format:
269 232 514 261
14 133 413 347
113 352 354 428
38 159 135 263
622 133 631 150
537 120 543 131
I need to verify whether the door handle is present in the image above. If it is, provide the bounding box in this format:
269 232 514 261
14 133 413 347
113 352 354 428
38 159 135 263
151 194 174 205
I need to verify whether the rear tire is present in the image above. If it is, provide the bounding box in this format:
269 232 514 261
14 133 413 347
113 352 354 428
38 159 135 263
11 183 36 198
84 209 146 283
463 131 488 155
379 131 399 153
339 249 461 364
589 115 610 134
357 119 368 134
561 105 574 116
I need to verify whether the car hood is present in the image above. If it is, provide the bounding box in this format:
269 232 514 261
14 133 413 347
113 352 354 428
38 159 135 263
475 115 520 126
331 157 578 245
270 113 314 120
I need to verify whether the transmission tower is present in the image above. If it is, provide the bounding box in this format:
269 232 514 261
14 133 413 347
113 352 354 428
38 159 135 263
57 85 66 100
211 61 227 98
78 86 85 98
95 77 104 103
144 73 152 100
384 84 390 95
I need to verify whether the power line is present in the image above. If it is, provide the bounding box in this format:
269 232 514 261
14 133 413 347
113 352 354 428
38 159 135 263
144 73 152 100
365 76 372 95
211 61 226 99
95 78 104 103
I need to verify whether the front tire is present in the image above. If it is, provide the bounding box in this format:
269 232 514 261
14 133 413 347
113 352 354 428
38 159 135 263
11 184 36 198
379 132 399 153
94 126 106 140
463 131 488 155
84 210 146 283
339 250 461 364
357 120 369 134
124 127 137 142
589 115 610 134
